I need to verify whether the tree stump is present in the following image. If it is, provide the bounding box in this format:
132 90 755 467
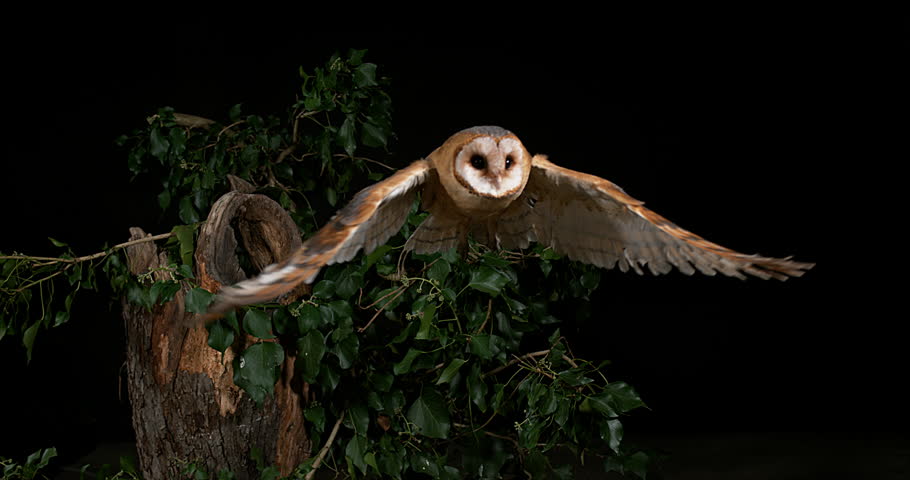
123 189 310 479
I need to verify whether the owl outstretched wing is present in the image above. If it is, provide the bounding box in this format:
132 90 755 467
205 160 433 319
499 155 813 280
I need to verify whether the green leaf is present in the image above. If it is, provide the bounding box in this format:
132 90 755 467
371 372 394 392
353 63 378 88
337 115 357 156
169 127 187 156
240 144 258 166
38 447 57 468
318 304 336 326
150 281 181 305
348 49 367 65
415 302 436 340
364 452 380 476
364 244 393 270
604 451 649 479
587 382 646 417
127 283 153 310
332 333 359 369
271 308 292 335
330 315 354 343
297 303 322 332
581 270 601 290
179 196 200 224
407 388 450 439
329 299 353 320
348 403 370 436
468 266 510 296
172 224 195 266
207 320 235 353
410 453 439 478
54 310 70 327
436 358 467 385
524 450 549 480
243 310 275 339
233 342 284 406
120 455 139 478
393 348 422 375
22 323 38 362
467 363 488 412
185 287 214 314
518 418 544 448
440 247 459 264
469 334 497 360
603 418 624 453
149 127 170 158
319 362 342 391
557 368 594 387
361 120 388 148
48 237 68 247
177 263 194 279
313 279 336 298
228 103 243 122
345 435 368 474
304 405 325 433
427 258 451 286
334 267 362 299
325 186 338 207
626 451 650 479
298 330 326 383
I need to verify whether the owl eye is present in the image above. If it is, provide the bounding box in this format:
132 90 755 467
470 154 487 170
505 155 514 169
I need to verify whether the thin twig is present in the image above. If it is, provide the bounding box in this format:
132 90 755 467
276 143 298 164
173 113 216 129
217 120 245 139
13 270 63 293
561 354 579 369
0 232 175 265
330 154 396 171
482 349 550 379
357 284 410 333
304 411 345 480
475 298 492 334
483 431 521 448
357 284 405 310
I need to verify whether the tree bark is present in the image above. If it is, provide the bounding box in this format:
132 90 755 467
123 190 310 479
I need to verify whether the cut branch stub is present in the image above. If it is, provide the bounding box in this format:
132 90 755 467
195 191 305 303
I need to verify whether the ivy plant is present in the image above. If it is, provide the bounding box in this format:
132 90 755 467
1 50 650 478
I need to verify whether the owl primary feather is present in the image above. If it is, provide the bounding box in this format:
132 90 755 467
205 126 814 318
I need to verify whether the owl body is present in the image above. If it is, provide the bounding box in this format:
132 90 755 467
205 126 814 319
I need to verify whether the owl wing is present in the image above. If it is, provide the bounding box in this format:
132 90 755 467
206 160 432 318
498 155 813 280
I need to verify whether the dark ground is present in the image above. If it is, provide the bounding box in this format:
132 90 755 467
2 13 903 479
51 433 910 479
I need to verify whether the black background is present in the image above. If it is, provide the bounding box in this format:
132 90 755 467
1 13 899 473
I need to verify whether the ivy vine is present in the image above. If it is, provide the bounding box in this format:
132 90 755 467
0 50 650 479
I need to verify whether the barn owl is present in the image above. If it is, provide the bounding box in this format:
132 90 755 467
205 126 813 318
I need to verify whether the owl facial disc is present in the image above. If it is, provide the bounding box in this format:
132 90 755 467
454 137 525 198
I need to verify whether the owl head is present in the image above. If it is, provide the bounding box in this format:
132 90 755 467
433 126 532 209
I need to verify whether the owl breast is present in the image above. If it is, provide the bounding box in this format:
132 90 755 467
444 179 521 218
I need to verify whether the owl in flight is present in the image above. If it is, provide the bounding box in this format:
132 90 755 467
206 126 813 317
